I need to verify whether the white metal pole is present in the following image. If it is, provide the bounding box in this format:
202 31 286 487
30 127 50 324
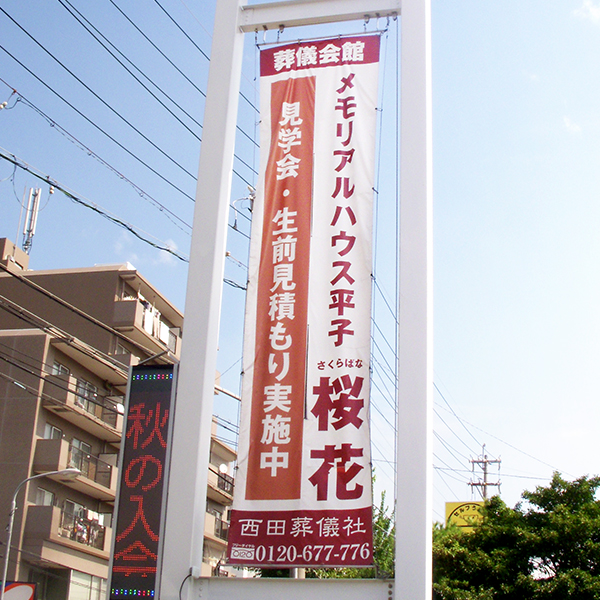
157 0 246 598
1 469 80 600
1 497 18 600
396 0 433 599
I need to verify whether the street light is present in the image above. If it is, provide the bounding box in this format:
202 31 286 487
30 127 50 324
0 468 80 600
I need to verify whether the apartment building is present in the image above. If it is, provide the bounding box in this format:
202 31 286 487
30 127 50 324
0 238 237 598
205 417 236 577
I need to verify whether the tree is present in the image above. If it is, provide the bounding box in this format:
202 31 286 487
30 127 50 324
433 473 600 599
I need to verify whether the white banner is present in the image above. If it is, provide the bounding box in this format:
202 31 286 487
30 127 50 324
228 35 380 568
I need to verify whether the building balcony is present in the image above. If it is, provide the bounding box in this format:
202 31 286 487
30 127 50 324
112 299 181 358
23 504 112 565
32 438 118 502
204 512 229 548
41 372 123 444
49 337 129 394
207 469 234 505
214 516 229 541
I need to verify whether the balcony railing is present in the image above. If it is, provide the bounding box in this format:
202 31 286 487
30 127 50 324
68 446 113 488
73 393 121 428
42 373 123 437
217 472 234 495
113 299 181 358
59 510 106 551
214 517 229 541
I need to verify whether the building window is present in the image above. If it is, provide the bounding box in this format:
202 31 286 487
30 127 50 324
168 329 177 353
62 499 86 536
70 438 92 478
69 570 107 600
61 501 106 551
119 280 137 301
44 423 62 440
36 487 54 507
115 341 130 356
52 361 69 377
75 379 98 413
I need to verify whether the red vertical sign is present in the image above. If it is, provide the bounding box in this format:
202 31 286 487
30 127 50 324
246 75 315 500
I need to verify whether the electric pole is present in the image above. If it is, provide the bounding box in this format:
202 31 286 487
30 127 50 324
470 444 501 499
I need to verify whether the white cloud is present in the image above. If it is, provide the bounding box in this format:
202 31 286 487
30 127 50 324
563 116 582 133
528 73 540 83
113 231 132 255
574 0 600 23
113 232 141 267
522 70 540 83
156 239 179 265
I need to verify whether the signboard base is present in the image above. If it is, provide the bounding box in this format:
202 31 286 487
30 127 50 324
185 577 393 600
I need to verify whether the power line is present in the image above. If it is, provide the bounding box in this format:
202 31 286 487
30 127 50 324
0 295 138 393
458 415 568 476
0 80 192 234
434 453 469 478
105 0 259 151
176 0 213 39
0 148 190 262
223 278 247 291
150 0 259 115
433 457 471 485
370 352 397 390
1 85 252 244
55 0 259 178
0 265 161 359
106 0 206 98
434 381 483 450
150 0 210 61
434 430 471 466
0 44 195 201
371 317 396 357
0 338 62 378
214 414 239 433
370 390 396 432
434 478 458 506
0 148 251 285
372 276 398 325
0 7 198 180
370 362 396 413
434 405 481 458
57 0 204 140
370 334 397 380
433 382 569 476
0 352 121 416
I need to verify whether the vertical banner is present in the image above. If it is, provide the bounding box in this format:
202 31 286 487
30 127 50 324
228 35 380 568
108 365 175 599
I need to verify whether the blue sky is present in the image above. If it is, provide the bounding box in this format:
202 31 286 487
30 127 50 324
1 0 600 522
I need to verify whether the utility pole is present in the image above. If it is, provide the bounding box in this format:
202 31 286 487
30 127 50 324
470 444 501 499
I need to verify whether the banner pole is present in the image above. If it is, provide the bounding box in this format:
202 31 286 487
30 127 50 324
157 0 246 598
396 0 433 599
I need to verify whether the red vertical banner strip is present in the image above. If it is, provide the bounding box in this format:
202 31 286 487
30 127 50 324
246 76 315 499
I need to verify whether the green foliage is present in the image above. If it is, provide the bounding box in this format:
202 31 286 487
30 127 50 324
433 473 600 599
